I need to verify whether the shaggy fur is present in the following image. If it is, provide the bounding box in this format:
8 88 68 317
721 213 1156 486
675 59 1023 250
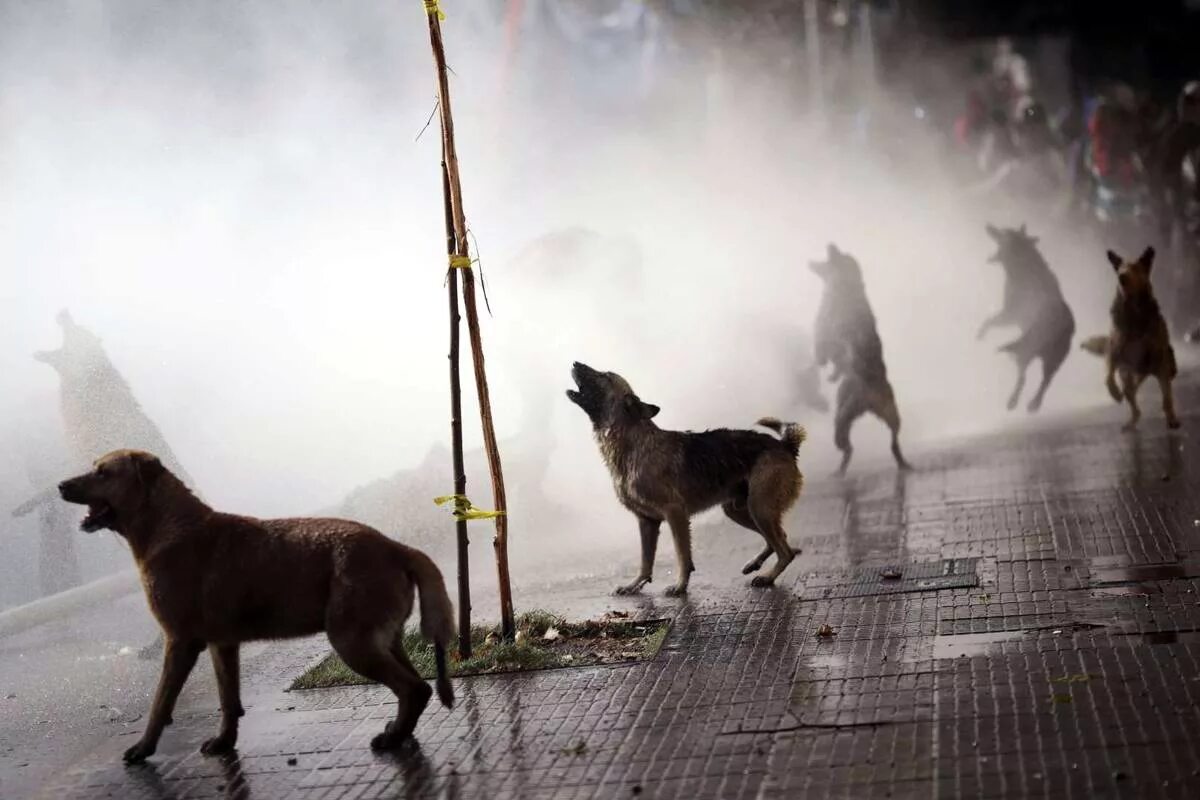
58 450 454 763
567 363 805 594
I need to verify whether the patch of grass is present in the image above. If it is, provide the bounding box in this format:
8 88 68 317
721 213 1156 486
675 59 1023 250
290 610 670 691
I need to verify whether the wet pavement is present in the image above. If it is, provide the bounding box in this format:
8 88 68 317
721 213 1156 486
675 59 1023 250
6 370 1200 798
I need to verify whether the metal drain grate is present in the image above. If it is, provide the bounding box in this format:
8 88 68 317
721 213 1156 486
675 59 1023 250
801 558 980 600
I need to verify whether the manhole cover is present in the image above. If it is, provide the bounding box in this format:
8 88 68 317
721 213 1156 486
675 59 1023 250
801 558 979 600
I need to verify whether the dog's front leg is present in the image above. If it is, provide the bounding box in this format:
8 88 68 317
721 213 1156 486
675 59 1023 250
615 516 660 595
201 644 244 756
976 312 1001 341
124 638 204 764
1120 370 1144 431
664 512 695 597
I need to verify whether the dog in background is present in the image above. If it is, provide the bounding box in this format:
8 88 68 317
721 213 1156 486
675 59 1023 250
58 450 454 763
567 363 805 594
978 224 1076 412
1080 247 1181 430
811 244 910 475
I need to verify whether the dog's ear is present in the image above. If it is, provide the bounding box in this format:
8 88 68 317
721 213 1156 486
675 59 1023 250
827 243 841 258
1019 223 1028 235
1137 246 1155 271
624 395 660 420
1106 250 1123 271
132 452 165 490
985 223 1002 240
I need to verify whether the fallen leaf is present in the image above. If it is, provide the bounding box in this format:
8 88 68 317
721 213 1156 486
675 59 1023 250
1051 693 1073 704
560 740 588 757
816 624 836 638
880 568 902 580
543 627 561 642
1051 674 1093 684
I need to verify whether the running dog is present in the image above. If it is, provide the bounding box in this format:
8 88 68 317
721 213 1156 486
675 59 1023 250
567 362 805 595
811 244 910 474
58 450 455 763
978 224 1076 412
1081 247 1181 430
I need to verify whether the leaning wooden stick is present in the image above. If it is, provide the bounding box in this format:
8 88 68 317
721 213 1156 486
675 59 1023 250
422 0 516 640
441 142 472 659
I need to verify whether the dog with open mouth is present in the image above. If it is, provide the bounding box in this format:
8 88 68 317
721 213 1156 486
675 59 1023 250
567 362 806 595
59 449 455 763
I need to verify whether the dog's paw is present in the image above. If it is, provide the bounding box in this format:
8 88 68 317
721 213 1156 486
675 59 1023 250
1027 397 1043 413
613 583 643 596
1107 381 1123 403
1121 421 1139 433
749 575 775 588
1168 417 1182 430
1006 395 1019 411
663 584 688 597
200 735 236 757
741 561 763 575
123 740 156 765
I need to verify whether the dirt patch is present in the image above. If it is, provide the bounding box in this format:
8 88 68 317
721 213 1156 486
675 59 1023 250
290 610 670 690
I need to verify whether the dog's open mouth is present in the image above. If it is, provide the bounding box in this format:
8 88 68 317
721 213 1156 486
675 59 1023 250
81 502 116 532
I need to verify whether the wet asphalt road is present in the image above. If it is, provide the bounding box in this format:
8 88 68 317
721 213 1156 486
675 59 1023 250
3 366 1200 798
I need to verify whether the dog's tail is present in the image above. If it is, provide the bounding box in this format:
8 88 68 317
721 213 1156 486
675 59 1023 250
1079 335 1109 357
757 417 807 457
402 547 456 708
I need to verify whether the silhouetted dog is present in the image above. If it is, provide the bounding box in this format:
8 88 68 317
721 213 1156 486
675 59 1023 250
1081 247 1181 430
811 244 909 474
978 224 1076 412
567 363 805 594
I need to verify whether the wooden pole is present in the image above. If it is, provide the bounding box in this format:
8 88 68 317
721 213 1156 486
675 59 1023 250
442 146 471 659
423 1 516 640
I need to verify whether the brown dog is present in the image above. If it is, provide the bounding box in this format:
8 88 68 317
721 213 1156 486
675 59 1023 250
567 362 805 595
57 450 454 763
1081 247 1181 430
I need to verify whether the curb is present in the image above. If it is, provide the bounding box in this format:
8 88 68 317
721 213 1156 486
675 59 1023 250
0 570 141 638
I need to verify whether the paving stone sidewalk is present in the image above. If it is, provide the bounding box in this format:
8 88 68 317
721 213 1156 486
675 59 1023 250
23 372 1200 799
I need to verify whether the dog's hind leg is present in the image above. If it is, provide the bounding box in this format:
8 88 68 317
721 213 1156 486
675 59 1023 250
330 629 431 750
1105 353 1122 403
1120 370 1144 430
722 501 774 575
124 637 205 763
873 394 912 471
834 382 867 476
1028 345 1068 413
615 516 660 595
1158 374 1182 429
746 463 800 587
663 510 694 597
200 644 244 756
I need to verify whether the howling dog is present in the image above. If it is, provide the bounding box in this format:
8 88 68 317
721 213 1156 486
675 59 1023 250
811 244 910 474
1080 247 1181 430
978 224 1076 412
58 450 455 763
567 362 805 595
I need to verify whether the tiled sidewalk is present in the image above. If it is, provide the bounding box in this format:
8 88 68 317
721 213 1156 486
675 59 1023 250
29 374 1200 799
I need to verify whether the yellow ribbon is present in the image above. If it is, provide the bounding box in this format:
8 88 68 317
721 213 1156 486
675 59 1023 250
423 0 445 20
449 255 473 270
434 494 505 522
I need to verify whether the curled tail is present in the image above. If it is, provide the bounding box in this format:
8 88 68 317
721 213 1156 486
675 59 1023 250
402 546 456 708
1079 335 1110 357
757 417 807 457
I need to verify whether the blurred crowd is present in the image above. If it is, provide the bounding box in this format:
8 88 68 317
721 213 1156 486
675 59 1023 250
946 38 1200 338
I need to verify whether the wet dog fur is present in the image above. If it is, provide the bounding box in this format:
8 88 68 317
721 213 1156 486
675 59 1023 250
979 224 1076 412
567 363 805 595
1081 247 1181 430
811 244 910 474
58 450 455 763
